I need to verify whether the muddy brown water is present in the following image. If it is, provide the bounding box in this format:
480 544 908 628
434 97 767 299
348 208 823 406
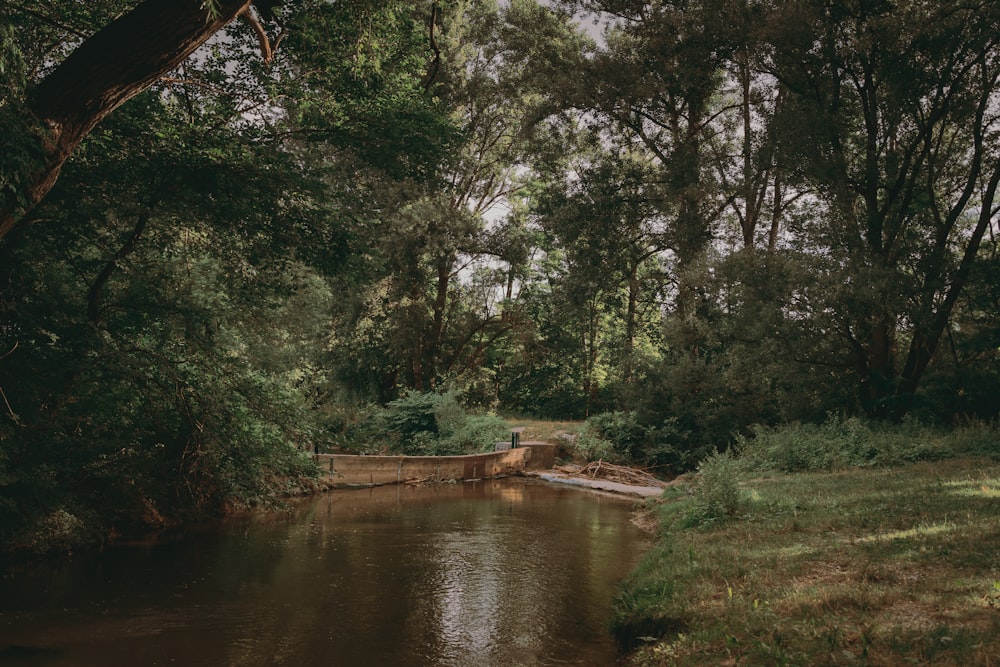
0 479 650 666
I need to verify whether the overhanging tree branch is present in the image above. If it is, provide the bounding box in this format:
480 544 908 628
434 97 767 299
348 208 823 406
0 0 253 241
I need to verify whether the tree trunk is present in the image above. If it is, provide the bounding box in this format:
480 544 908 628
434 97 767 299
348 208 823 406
623 258 639 384
738 53 758 250
862 316 897 417
767 174 782 253
673 90 710 335
583 299 599 418
427 253 453 386
0 0 251 241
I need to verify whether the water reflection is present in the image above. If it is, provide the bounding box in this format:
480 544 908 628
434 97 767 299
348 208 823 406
0 479 648 666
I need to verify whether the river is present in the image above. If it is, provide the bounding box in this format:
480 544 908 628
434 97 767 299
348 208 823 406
0 478 650 666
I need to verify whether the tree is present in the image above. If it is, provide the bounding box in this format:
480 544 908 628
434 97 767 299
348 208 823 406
710 0 804 252
579 0 731 323
329 0 587 399
0 91 333 541
766 0 1000 414
0 0 457 552
538 145 667 404
0 0 273 239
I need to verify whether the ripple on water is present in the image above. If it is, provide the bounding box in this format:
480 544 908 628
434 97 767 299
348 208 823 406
0 479 648 666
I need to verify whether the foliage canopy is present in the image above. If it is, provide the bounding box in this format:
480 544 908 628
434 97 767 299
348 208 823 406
1 0 998 555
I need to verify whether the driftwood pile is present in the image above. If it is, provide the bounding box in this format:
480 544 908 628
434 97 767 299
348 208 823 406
555 460 666 488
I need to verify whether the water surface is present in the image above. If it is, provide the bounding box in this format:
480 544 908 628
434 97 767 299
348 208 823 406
0 479 649 666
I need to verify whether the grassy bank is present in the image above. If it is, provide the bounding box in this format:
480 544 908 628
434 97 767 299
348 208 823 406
616 421 1000 665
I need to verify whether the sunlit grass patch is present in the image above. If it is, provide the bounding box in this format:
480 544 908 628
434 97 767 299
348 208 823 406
980 579 1000 609
762 543 816 559
856 520 958 543
943 477 1000 498
500 416 582 442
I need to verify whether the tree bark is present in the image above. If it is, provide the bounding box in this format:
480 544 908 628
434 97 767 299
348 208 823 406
0 0 252 241
428 253 453 386
623 257 639 384
862 316 897 417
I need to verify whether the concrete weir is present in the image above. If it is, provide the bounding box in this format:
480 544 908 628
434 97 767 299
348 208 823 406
315 442 556 487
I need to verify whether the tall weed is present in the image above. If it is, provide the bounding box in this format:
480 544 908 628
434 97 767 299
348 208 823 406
682 450 744 527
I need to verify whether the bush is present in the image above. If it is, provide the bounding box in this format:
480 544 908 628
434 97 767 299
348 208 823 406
646 418 699 472
576 412 689 472
587 411 649 460
575 411 647 464
440 414 509 454
377 390 508 456
574 431 621 463
15 508 92 556
381 391 449 449
680 450 744 528
737 415 999 473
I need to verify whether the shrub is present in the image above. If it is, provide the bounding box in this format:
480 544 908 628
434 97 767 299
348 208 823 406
681 450 744 528
20 508 91 555
737 414 999 473
943 420 1000 457
587 411 649 460
646 417 699 472
440 414 509 454
381 391 450 449
576 412 690 472
576 411 648 464
574 431 620 463
377 390 508 456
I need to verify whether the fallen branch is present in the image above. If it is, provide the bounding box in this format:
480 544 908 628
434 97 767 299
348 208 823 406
572 460 666 487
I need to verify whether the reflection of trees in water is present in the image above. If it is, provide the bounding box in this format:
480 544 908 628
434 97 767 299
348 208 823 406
0 480 645 666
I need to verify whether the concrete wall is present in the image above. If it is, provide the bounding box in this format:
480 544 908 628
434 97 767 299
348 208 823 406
316 443 555 487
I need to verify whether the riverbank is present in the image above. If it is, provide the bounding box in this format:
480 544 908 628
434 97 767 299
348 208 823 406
615 455 1000 665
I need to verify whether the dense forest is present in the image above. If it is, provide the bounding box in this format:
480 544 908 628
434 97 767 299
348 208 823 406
1 0 998 554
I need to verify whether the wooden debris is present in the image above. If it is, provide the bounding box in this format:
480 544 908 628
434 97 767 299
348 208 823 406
555 460 666 488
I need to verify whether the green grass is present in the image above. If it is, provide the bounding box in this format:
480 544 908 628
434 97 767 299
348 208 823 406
617 453 1000 666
